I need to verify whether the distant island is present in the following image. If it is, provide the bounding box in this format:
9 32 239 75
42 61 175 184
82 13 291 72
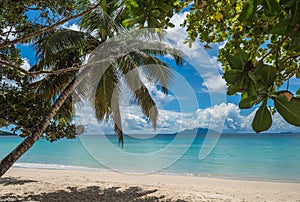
0 131 17 136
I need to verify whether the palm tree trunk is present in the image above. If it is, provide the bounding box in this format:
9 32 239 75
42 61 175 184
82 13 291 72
0 78 77 177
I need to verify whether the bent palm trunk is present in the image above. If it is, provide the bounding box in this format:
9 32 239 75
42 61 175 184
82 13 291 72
0 78 77 177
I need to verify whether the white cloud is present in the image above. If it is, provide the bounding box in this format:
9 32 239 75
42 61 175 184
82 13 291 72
1 26 17 41
63 23 80 31
74 101 300 136
164 13 226 94
201 75 226 93
21 58 31 71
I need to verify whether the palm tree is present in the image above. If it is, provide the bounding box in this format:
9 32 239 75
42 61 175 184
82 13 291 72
0 0 181 176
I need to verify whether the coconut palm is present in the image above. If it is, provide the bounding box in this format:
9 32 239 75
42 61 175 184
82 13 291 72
29 1 182 145
0 0 181 176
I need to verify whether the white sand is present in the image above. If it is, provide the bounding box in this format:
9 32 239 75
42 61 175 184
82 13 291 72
0 167 299 201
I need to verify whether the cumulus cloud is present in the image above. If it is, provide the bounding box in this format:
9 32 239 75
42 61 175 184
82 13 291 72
74 100 300 136
201 75 226 93
63 23 80 31
164 13 226 94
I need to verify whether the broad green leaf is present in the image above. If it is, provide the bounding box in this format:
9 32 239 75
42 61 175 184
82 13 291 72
297 89 300 98
274 96 300 126
122 19 137 27
263 0 282 16
252 101 272 132
271 20 289 35
239 1 255 21
227 85 239 95
247 81 257 97
236 75 248 92
239 95 258 109
225 54 246 70
261 65 277 86
125 0 139 8
227 75 248 95
223 70 243 84
296 71 300 78
290 1 300 25
275 90 293 101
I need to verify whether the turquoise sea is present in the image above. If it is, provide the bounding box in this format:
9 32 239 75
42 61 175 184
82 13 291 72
1 133 300 182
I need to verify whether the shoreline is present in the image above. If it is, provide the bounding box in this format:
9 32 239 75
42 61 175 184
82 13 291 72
12 163 300 184
1 167 300 201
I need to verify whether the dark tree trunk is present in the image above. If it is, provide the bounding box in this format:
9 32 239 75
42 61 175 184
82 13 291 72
0 78 77 177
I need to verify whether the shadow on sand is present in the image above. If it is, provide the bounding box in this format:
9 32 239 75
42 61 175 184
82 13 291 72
0 177 188 202
0 177 37 186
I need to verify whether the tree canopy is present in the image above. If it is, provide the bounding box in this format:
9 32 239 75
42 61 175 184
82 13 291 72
0 0 178 140
177 0 300 132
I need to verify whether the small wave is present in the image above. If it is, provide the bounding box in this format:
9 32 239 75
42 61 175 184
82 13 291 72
13 162 109 172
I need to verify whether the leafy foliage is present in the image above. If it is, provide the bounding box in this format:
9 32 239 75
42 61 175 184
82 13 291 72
178 0 300 132
0 0 182 144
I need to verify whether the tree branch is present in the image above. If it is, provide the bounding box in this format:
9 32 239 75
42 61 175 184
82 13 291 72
257 23 300 66
0 2 102 49
0 59 32 76
30 66 81 76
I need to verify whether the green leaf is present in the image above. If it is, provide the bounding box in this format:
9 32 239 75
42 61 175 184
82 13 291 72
296 71 300 78
271 20 289 35
261 65 277 86
236 75 248 92
239 1 255 22
225 52 249 70
125 0 139 8
122 19 137 27
252 101 272 132
263 0 282 16
223 70 243 84
247 80 257 97
239 95 258 109
290 1 300 25
227 85 239 95
297 88 300 95
274 96 300 126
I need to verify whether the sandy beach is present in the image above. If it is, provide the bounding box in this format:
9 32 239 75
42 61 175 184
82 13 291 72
0 167 299 201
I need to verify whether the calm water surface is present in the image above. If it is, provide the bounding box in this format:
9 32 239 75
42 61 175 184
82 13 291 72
1 133 299 181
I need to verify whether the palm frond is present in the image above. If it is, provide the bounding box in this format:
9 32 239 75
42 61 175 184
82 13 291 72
118 52 173 93
80 7 119 42
31 73 75 101
92 64 124 143
34 29 99 69
93 64 120 121
111 88 123 146
122 67 158 129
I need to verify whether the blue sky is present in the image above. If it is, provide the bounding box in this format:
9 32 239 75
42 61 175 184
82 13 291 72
5 12 300 135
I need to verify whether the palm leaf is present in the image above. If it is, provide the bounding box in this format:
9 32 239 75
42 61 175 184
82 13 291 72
92 64 124 143
33 29 99 69
123 69 158 129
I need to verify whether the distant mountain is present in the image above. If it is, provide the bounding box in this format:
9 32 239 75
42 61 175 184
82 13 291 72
179 127 210 135
0 131 16 136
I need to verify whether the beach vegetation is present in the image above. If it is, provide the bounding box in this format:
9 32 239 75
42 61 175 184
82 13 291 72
177 0 300 132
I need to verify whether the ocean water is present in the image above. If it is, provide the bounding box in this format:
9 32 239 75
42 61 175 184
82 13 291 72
0 133 300 182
